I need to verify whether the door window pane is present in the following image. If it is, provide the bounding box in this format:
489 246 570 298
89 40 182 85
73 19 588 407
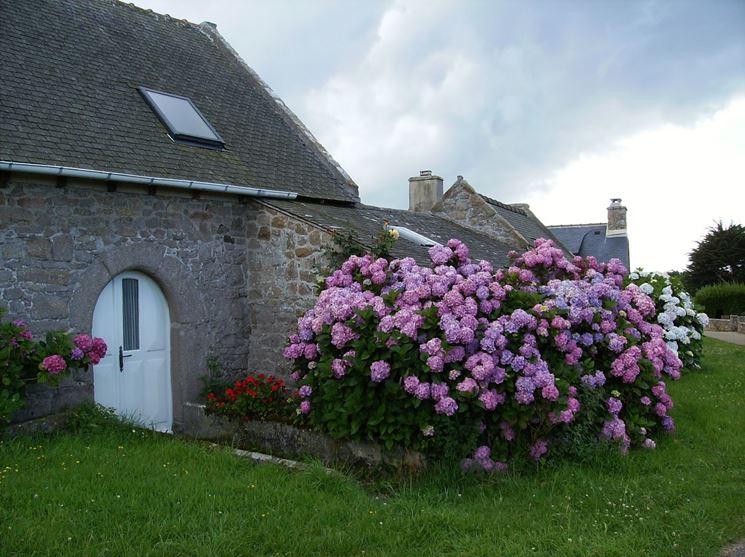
122 278 140 351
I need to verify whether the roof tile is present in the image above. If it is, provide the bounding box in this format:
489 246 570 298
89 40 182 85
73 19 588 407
0 0 358 203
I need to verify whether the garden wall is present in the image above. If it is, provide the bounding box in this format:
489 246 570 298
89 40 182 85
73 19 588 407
0 174 328 427
706 315 745 333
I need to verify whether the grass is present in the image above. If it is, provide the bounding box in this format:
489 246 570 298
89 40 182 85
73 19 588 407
1 337 744 556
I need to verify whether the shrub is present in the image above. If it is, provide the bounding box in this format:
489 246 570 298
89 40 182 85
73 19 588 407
205 373 294 422
0 307 107 424
285 239 683 470
695 282 745 318
320 224 399 278
625 271 708 369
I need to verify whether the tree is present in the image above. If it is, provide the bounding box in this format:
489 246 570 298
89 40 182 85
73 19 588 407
685 221 745 292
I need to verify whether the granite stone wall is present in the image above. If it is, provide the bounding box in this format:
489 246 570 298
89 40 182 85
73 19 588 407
706 316 745 333
0 174 328 427
245 203 330 374
431 179 529 249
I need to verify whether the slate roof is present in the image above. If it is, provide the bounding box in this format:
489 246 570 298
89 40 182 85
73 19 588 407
479 194 569 250
265 199 516 267
0 0 357 203
547 224 630 269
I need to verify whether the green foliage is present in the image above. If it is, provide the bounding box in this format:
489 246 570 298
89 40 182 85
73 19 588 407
320 222 399 277
64 401 126 433
550 384 608 462
322 227 366 272
0 309 38 424
199 357 231 400
695 282 745 318
686 221 745 292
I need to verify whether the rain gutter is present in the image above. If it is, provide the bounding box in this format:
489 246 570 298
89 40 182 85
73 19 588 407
0 161 298 200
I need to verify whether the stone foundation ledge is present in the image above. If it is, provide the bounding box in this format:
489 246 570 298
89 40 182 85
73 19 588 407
182 402 426 472
1 413 67 439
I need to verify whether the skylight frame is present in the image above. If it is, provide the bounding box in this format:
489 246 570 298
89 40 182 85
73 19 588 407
138 87 225 149
386 225 441 247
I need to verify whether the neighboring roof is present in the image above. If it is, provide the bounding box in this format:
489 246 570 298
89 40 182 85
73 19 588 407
480 194 570 251
264 199 516 267
547 224 630 269
0 0 357 203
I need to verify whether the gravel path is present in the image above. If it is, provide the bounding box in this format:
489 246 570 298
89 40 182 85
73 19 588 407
704 331 745 346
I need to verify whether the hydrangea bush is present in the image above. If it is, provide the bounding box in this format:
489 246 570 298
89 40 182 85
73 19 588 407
625 271 708 369
0 307 107 424
284 239 683 469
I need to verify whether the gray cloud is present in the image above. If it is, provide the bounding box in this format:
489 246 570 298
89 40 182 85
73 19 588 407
132 0 745 209
299 0 745 207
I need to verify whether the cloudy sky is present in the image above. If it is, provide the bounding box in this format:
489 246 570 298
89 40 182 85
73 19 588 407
133 0 745 272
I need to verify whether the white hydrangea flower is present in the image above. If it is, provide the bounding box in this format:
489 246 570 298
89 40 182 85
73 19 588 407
697 313 710 326
662 286 673 296
629 272 640 280
640 283 654 294
658 313 674 327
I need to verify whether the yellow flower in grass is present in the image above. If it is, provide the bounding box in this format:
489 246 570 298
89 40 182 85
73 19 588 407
388 229 400 239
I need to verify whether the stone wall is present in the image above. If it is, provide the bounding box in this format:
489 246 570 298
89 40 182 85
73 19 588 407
0 175 333 427
706 316 745 333
245 203 330 374
0 174 252 426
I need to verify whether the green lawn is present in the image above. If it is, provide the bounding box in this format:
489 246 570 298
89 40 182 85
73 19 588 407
1 337 744 556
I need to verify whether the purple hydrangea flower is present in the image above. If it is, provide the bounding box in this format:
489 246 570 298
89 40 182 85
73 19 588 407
370 360 391 382
434 396 458 416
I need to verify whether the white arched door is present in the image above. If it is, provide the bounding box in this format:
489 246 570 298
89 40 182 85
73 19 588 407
92 271 172 432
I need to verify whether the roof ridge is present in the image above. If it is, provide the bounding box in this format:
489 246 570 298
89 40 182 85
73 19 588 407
478 193 527 215
114 0 202 30
547 222 607 228
197 23 360 202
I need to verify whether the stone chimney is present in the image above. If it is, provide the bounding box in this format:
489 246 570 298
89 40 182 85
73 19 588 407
409 170 443 212
606 198 627 237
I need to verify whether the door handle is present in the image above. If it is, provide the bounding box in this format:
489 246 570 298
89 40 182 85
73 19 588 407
118 346 132 372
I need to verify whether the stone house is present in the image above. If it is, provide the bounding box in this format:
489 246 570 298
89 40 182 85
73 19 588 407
1 0 553 430
547 199 631 270
5 0 626 433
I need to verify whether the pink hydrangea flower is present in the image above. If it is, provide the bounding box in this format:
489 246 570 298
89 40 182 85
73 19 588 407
42 354 67 375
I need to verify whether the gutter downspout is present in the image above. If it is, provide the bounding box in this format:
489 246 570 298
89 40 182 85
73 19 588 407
0 161 298 200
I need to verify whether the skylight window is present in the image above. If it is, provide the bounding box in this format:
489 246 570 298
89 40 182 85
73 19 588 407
138 87 225 148
386 225 440 247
